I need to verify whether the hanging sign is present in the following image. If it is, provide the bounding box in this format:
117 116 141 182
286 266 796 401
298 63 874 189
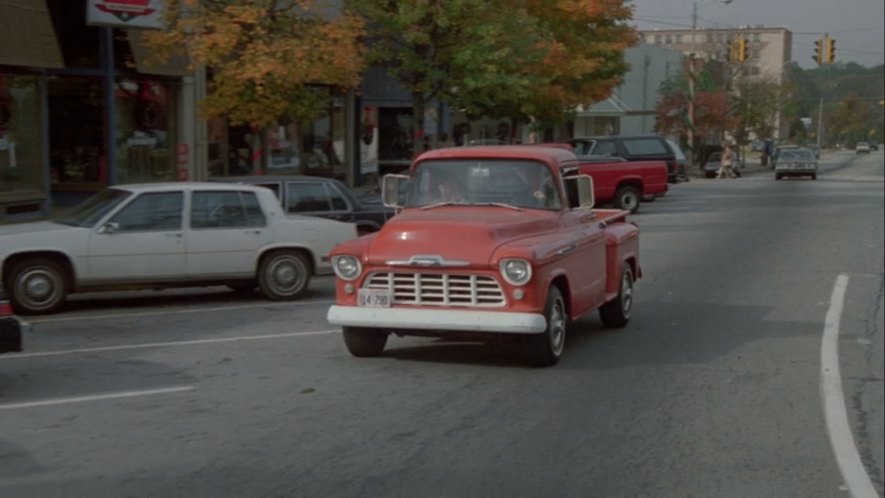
87 0 164 30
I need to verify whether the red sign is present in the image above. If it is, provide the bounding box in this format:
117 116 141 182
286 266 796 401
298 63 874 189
176 143 189 181
87 0 163 29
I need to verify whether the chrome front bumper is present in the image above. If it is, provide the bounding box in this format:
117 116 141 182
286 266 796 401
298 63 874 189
327 306 547 334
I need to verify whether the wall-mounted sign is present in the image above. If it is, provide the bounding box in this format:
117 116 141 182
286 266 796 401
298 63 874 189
87 0 164 30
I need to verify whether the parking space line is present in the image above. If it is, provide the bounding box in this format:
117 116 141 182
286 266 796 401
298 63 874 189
821 274 879 498
0 386 195 410
28 299 335 325
0 329 341 360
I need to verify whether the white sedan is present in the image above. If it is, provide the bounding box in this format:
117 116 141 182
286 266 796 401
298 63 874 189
0 183 357 314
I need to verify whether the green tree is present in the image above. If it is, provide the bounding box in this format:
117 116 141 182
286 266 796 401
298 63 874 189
351 0 637 155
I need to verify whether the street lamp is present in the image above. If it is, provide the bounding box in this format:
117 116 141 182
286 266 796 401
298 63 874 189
687 0 733 168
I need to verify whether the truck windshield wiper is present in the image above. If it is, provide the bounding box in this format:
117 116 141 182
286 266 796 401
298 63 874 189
420 201 523 211
420 201 462 210
474 202 523 211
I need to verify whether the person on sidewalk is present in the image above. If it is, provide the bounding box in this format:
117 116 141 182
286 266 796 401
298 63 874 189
717 143 737 179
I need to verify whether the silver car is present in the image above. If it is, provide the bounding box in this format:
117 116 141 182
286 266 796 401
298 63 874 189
774 148 817 180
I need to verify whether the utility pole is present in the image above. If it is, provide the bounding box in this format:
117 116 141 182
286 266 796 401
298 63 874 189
816 98 824 148
687 1 698 171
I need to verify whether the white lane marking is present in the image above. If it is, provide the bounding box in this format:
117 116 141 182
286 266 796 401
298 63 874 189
0 329 341 360
821 274 879 498
0 386 194 410
28 299 335 325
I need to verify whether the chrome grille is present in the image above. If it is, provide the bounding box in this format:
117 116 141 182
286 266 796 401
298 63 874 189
364 272 506 307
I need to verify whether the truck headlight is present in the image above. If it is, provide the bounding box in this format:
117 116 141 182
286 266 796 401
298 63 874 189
332 255 362 281
499 258 532 286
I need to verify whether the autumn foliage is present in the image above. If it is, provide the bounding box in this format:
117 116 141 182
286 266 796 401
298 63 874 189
146 0 366 128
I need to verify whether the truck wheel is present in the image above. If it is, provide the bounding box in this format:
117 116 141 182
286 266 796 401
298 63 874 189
258 251 311 301
614 186 641 214
811 173 817 180
342 326 388 357
8 258 68 315
599 265 634 328
775 173 782 180
525 287 566 367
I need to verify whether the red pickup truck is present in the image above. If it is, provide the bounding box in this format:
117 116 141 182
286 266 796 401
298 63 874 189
577 158 669 214
326 145 641 367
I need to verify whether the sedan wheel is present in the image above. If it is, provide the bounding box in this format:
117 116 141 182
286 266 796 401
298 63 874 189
9 258 68 315
258 251 311 300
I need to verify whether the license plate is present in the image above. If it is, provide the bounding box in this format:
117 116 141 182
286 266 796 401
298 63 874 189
358 288 392 308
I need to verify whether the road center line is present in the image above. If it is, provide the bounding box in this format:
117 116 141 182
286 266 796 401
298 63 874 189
820 274 879 498
28 299 335 324
0 329 341 360
0 386 195 410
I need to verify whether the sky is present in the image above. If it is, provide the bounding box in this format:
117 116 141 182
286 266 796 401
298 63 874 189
628 0 885 69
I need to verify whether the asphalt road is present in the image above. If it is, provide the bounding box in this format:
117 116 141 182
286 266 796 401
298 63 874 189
1 150 883 498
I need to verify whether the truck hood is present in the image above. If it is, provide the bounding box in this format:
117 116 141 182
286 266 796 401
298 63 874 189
366 207 559 266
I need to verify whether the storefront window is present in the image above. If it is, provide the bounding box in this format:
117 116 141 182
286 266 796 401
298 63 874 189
115 79 177 183
209 95 347 180
0 74 44 198
49 77 105 188
378 107 414 163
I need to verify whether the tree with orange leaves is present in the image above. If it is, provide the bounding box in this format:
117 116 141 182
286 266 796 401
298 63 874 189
146 0 366 129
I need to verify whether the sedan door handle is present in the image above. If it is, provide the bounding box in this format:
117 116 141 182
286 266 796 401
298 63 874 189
245 230 263 235
165 233 182 238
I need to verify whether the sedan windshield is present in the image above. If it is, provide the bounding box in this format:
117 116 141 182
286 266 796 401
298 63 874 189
55 188 132 228
779 150 815 162
406 159 562 210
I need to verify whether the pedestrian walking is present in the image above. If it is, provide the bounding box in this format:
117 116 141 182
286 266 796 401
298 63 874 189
717 143 737 179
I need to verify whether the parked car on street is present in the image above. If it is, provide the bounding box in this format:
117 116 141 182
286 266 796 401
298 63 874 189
569 134 683 184
0 183 357 314
702 152 723 178
666 139 689 181
576 158 668 213
326 145 641 367
218 175 395 236
855 141 871 154
774 148 818 180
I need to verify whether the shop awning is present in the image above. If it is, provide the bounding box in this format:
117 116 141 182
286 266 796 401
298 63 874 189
0 0 64 69
127 29 191 77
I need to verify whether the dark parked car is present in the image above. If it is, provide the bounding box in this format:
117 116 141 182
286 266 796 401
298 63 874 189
569 134 684 183
702 152 723 178
219 175 395 236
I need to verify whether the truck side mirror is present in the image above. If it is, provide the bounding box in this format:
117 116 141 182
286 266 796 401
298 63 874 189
564 175 594 209
382 174 409 208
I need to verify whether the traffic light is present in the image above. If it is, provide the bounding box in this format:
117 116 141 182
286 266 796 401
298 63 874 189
825 36 836 63
726 39 736 62
737 37 747 62
813 38 822 65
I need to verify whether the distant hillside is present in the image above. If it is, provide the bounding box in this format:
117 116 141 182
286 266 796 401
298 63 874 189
785 63 884 145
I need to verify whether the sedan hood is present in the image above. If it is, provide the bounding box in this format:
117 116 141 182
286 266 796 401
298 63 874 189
366 207 559 266
0 221 75 237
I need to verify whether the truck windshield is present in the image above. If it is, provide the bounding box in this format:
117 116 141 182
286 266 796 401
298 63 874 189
406 159 562 210
55 188 132 227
